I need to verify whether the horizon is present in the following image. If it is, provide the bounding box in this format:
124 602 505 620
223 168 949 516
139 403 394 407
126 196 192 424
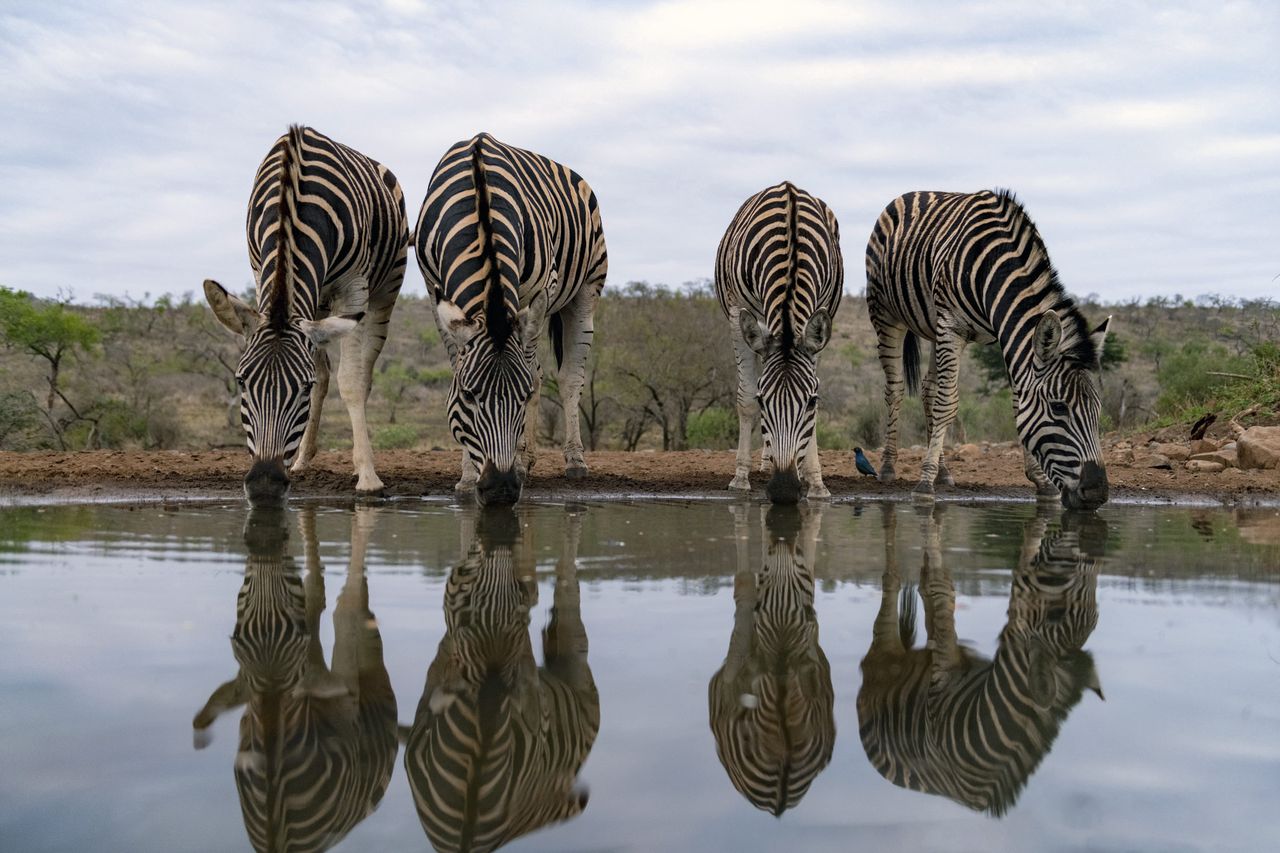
2 1 1277 304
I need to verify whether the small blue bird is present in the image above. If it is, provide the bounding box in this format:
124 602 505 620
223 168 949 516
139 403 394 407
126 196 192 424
854 447 877 478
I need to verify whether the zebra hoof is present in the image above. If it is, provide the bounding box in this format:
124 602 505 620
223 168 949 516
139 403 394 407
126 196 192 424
355 487 385 501
565 465 588 480
805 484 832 501
878 465 896 484
728 475 751 491
454 480 476 495
912 481 935 499
1035 485 1060 500
936 468 955 487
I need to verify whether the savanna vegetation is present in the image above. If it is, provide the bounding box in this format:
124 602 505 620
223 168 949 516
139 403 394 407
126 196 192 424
1 282 1276 454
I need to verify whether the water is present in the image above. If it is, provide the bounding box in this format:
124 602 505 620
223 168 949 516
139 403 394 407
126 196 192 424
1 498 1278 853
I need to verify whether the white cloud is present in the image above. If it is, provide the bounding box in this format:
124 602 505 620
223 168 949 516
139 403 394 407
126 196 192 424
0 0 1276 304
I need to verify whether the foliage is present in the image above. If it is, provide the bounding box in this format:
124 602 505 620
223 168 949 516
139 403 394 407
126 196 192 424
685 406 737 449
373 424 420 450
970 332 1127 391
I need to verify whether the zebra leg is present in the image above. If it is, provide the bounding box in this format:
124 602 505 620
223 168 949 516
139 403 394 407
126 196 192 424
915 331 962 495
336 313 387 495
729 308 760 491
556 292 597 479
874 324 908 484
455 447 479 495
291 347 331 476
802 427 830 499
1010 387 1058 497
919 350 954 488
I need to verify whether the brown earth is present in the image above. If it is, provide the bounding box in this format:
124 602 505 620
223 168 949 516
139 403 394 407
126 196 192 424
1 443 1277 505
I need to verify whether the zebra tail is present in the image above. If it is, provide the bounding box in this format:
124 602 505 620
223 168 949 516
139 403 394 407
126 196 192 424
550 311 564 371
898 583 917 648
903 331 920 397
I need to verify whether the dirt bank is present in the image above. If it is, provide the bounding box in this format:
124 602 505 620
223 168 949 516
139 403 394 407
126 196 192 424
1 443 1276 505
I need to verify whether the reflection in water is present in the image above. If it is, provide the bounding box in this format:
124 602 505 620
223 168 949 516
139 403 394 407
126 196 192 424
404 507 600 853
192 506 398 852
709 504 836 816
858 505 1105 817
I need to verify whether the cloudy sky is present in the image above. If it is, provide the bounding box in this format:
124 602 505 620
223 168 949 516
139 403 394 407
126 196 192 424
2 0 1277 305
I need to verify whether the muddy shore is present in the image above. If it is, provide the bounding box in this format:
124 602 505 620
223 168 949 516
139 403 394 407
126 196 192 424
1 445 1276 506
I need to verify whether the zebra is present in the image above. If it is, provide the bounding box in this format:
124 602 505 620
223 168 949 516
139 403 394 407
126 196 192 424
856 503 1104 817
403 506 599 852
865 190 1112 509
192 505 398 852
415 133 608 506
203 124 409 504
716 182 843 503
708 503 835 816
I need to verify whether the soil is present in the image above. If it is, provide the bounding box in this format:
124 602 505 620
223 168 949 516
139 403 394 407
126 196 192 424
1 443 1276 505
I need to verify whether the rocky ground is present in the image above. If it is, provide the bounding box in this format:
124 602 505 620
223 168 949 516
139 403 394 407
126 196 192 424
1 427 1278 505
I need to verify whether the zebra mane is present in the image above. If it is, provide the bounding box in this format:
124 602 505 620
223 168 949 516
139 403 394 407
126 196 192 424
993 188 1100 366
265 125 306 330
781 181 799 352
471 134 515 345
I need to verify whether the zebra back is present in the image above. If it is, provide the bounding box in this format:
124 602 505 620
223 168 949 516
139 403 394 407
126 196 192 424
857 505 1103 817
716 181 842 341
405 508 599 852
709 504 835 815
194 507 398 853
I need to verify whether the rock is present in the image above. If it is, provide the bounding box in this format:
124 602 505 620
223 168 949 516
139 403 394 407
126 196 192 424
1132 452 1172 469
1238 426 1280 470
952 443 982 461
1189 438 1221 455
1149 442 1190 462
1236 511 1280 548
1185 459 1225 473
1189 442 1238 469
1110 448 1135 466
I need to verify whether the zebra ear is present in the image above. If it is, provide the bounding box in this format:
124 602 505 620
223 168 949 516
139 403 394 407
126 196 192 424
739 310 771 355
300 315 361 347
1090 316 1112 364
203 279 262 337
1033 311 1063 367
436 300 480 347
801 309 832 354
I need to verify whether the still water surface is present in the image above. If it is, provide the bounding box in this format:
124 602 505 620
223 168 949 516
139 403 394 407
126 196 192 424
1 499 1278 852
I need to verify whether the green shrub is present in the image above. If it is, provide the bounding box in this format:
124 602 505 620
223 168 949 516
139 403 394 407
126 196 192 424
1155 340 1248 414
685 406 736 449
816 420 852 450
373 424 420 450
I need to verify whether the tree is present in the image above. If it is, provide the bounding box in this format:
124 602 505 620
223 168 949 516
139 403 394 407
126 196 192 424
0 287 100 448
971 331 1127 391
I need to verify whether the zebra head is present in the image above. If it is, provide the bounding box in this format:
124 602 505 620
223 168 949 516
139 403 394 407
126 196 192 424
741 309 832 503
1018 311 1113 511
437 292 546 506
203 279 362 506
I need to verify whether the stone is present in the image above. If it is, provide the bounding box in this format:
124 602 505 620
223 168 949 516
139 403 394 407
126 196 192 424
1189 438 1220 455
1238 426 1280 470
1185 459 1225 473
1132 452 1172 469
1110 448 1135 466
952 443 982 461
1189 442 1238 469
1149 442 1190 462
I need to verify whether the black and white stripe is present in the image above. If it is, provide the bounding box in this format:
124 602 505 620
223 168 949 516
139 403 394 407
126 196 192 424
204 124 409 502
857 505 1103 817
404 508 599 852
708 505 835 815
415 133 608 505
716 182 843 503
192 506 398 852
865 190 1111 509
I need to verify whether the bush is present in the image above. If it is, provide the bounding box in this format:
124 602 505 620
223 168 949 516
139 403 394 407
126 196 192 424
685 406 736 449
1155 340 1248 414
373 424 420 450
0 391 39 450
816 420 852 450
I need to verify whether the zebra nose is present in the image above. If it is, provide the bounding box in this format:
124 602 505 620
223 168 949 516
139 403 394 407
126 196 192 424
244 458 290 507
766 466 802 505
477 461 522 506
1064 460 1108 510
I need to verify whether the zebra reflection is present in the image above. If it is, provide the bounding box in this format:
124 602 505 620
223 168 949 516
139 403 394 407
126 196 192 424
858 504 1104 817
405 507 599 852
708 504 836 816
193 506 397 853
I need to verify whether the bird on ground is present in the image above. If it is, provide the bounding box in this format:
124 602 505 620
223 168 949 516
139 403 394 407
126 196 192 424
854 447 877 477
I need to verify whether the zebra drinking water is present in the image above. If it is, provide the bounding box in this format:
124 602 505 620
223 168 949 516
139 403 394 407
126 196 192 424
716 182 843 503
203 125 409 504
865 190 1112 509
708 503 835 816
403 507 599 852
415 133 608 506
857 504 1104 816
192 505 398 852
